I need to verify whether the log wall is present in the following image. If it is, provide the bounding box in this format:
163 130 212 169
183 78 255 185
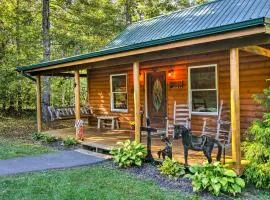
88 50 270 133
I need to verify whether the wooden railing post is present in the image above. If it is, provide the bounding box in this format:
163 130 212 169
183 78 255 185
230 48 241 174
133 61 141 142
36 75 42 132
74 70 81 122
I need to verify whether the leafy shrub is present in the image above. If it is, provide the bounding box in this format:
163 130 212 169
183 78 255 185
32 132 45 141
187 162 245 196
110 140 146 168
43 135 57 144
242 87 270 189
63 136 78 146
158 158 185 179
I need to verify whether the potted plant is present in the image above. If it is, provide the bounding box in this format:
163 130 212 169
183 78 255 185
129 121 135 130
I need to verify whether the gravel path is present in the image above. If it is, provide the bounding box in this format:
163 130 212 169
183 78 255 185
0 150 107 176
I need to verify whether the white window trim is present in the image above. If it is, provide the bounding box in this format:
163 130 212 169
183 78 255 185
110 73 128 113
188 64 218 116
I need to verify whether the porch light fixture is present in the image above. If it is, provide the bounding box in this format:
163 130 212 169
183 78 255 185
168 66 174 77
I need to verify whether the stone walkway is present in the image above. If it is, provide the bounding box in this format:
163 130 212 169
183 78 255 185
0 150 108 176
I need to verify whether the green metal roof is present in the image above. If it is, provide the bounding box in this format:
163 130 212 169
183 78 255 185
17 0 270 73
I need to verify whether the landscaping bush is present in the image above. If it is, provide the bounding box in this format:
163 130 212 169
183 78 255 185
158 158 185 179
186 162 245 196
63 136 78 147
43 135 57 144
242 87 270 189
32 132 45 141
110 140 146 168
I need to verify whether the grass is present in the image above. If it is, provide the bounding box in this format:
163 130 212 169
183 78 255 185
0 166 193 200
0 138 54 160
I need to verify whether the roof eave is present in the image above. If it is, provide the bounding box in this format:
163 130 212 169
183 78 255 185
17 17 267 73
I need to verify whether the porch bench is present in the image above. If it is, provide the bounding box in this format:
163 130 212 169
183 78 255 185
97 116 119 130
48 106 93 121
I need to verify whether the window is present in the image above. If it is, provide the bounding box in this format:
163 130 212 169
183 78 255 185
110 74 128 112
188 65 218 115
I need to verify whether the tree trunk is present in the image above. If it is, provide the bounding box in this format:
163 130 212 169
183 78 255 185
42 0 51 122
125 0 132 25
16 0 22 114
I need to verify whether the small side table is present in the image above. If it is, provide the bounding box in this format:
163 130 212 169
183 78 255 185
97 116 119 130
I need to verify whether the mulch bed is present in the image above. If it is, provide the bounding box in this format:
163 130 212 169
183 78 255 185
102 161 264 200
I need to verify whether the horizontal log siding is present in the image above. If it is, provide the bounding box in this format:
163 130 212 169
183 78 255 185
88 50 270 132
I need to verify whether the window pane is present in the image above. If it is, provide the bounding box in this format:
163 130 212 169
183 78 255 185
190 67 216 89
112 75 126 92
113 93 127 110
192 90 217 112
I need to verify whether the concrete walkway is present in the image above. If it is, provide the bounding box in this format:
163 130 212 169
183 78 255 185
0 150 108 176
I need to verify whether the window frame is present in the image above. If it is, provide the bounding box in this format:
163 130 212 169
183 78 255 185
188 64 218 116
110 73 128 113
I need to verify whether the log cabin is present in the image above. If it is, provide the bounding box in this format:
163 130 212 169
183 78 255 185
17 0 270 171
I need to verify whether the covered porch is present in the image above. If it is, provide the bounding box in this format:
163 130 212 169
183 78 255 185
43 126 235 166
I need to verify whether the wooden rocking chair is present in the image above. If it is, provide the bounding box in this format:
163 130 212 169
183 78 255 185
166 101 191 137
202 100 232 164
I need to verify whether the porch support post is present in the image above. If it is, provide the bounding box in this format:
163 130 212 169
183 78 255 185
74 70 81 122
133 61 141 142
87 69 91 125
36 75 42 132
230 48 241 173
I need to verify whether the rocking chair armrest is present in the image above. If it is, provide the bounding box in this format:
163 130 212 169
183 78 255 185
219 120 231 125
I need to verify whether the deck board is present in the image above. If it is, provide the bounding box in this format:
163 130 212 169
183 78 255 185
43 126 234 165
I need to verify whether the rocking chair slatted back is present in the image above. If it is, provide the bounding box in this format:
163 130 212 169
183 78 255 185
166 102 191 136
202 100 232 163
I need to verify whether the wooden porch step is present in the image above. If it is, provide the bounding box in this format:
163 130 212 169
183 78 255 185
81 141 113 155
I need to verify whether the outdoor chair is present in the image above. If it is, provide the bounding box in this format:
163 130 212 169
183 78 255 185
48 105 93 121
166 101 191 137
201 100 232 163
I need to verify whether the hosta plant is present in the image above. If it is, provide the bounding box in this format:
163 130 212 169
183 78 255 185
32 132 45 141
110 140 146 168
43 135 57 144
158 158 185 179
186 162 245 196
63 136 78 146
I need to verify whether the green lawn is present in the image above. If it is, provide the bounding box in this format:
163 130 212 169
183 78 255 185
0 138 54 160
0 166 193 200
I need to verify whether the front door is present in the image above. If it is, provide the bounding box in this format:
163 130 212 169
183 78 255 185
147 71 167 128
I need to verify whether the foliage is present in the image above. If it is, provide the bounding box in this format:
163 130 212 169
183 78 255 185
0 166 193 200
32 132 45 141
63 136 78 147
43 135 57 144
158 158 185 179
0 137 54 160
242 87 270 189
0 0 208 113
110 140 146 168
187 162 245 196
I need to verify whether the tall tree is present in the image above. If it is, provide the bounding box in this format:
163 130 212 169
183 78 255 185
42 0 51 121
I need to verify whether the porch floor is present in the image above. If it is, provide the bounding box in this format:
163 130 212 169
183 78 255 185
43 127 237 165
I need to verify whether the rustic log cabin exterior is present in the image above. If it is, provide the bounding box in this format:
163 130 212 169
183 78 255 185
17 0 270 171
